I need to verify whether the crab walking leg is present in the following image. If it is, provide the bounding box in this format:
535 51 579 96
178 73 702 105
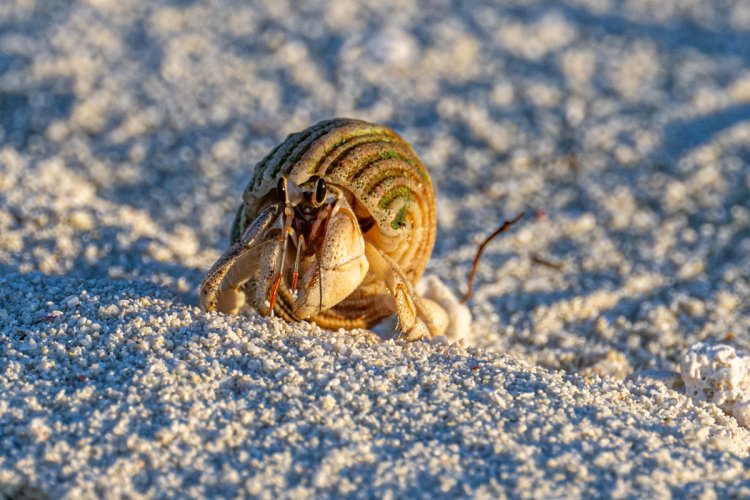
364 241 449 340
268 223 295 315
291 235 305 295
254 234 283 316
199 204 280 313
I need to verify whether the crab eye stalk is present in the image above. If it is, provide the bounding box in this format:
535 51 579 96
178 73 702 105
277 176 288 204
313 177 327 206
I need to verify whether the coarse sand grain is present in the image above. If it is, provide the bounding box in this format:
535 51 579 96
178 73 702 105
2 0 750 497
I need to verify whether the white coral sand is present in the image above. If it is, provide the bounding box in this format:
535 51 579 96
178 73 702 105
681 343 750 428
2 0 750 497
416 274 472 341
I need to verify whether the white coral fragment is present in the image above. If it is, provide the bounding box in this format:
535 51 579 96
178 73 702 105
680 342 750 427
416 274 472 341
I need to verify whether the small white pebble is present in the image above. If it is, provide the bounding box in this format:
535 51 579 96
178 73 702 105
320 394 336 411
681 342 750 428
63 295 80 308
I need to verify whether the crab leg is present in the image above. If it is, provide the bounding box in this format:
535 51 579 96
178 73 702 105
364 241 448 340
291 235 305 295
199 204 280 313
268 215 295 315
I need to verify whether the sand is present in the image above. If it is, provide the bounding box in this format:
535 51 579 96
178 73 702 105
2 0 750 497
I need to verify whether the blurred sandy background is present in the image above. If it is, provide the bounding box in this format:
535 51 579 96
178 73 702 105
2 0 750 497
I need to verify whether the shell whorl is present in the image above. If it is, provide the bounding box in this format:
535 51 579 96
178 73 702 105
235 118 437 329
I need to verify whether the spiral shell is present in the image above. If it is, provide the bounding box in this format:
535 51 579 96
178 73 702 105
232 118 437 330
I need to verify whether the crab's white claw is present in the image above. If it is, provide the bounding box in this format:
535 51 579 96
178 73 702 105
293 206 368 319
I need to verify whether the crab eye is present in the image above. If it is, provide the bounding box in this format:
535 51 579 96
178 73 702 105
313 177 327 206
277 176 288 203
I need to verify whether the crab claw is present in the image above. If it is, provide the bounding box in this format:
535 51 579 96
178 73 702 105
292 205 369 319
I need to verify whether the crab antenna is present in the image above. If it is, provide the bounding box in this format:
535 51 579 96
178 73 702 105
460 211 525 304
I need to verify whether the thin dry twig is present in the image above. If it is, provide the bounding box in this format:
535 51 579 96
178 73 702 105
531 254 563 271
461 211 525 304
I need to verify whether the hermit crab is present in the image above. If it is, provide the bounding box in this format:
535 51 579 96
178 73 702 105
200 118 522 340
